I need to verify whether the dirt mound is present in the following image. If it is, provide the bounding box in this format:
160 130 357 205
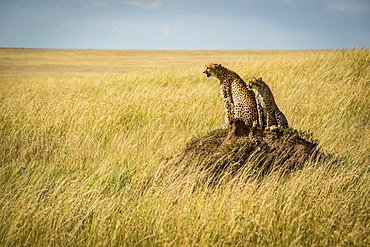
156 120 328 184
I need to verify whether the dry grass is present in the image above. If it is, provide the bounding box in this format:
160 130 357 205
0 48 369 246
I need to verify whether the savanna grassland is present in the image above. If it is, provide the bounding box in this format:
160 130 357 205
0 48 369 246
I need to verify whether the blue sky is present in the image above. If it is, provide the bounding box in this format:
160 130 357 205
0 0 369 50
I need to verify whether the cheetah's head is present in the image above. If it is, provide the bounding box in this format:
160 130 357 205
247 77 263 90
203 63 222 78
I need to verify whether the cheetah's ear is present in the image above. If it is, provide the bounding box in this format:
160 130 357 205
258 77 262 81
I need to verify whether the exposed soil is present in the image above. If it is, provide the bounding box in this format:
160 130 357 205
155 120 330 184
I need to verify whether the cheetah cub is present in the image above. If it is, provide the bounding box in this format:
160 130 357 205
247 77 288 131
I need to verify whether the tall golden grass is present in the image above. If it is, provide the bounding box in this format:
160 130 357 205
0 48 369 246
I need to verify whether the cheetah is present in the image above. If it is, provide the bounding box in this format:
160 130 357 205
203 63 259 132
247 77 288 130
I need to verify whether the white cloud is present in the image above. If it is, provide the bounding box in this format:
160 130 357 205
239 0 305 4
108 19 170 39
282 0 304 3
79 0 162 9
111 20 147 37
79 0 111 8
327 1 370 13
124 0 162 9
156 24 170 36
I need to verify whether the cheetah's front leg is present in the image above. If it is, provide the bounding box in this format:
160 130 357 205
256 103 264 130
220 83 235 128
265 112 274 130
